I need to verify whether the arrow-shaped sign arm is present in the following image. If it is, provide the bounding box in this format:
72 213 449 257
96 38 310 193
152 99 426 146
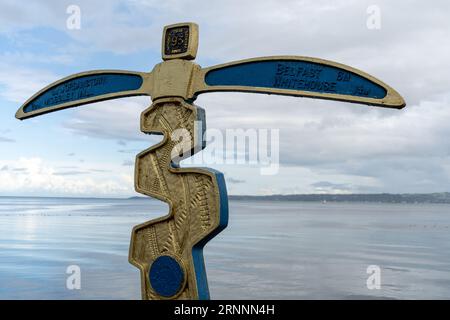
191 56 405 109
16 70 152 120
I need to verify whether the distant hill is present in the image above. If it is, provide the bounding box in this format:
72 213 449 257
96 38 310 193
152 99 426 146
228 193 450 203
128 196 147 200
4 194 450 204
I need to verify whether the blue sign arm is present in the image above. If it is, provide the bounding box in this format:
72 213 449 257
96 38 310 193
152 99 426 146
16 70 149 120
194 56 405 109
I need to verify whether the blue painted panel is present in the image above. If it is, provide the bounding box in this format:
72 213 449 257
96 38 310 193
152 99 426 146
192 169 229 300
205 60 387 99
23 73 143 113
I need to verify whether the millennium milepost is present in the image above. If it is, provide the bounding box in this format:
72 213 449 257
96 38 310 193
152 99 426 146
16 22 405 300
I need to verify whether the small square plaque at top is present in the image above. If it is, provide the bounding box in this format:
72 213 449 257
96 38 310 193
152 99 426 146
162 23 198 61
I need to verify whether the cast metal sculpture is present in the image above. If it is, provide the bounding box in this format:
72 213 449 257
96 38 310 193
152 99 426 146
16 22 405 300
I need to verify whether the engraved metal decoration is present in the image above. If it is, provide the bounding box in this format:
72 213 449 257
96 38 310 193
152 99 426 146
130 97 228 299
16 22 406 300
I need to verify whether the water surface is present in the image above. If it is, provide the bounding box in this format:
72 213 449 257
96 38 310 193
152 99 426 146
1 197 449 299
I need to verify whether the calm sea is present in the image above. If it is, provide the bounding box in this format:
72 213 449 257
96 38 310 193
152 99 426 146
1 197 450 299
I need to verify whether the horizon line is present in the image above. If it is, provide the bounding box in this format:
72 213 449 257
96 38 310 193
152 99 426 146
0 192 450 201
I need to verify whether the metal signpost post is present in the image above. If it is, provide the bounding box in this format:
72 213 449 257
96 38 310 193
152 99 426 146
16 22 405 300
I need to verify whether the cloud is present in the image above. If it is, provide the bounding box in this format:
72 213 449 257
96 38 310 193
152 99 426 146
227 177 246 184
0 136 15 142
62 96 150 141
1 1 450 196
118 149 142 154
90 169 112 173
53 170 88 176
193 88 450 193
0 157 134 197
0 0 160 54
122 160 134 167
311 181 353 194
0 61 58 104
117 140 127 146
0 1 64 32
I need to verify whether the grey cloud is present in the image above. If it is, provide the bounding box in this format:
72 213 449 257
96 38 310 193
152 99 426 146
53 171 89 176
311 181 348 188
2 1 450 195
118 149 141 154
0 136 15 142
0 0 153 54
310 181 354 193
227 177 246 184
0 59 58 104
90 169 111 173
62 97 150 142
122 160 134 167
1 1 449 107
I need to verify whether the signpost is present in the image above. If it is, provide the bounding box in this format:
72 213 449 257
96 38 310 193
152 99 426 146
16 22 405 300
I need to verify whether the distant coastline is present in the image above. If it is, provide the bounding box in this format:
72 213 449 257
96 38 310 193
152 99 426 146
2 193 450 204
228 193 450 204
128 192 450 204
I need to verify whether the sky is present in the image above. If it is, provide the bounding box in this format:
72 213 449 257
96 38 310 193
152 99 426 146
0 0 450 197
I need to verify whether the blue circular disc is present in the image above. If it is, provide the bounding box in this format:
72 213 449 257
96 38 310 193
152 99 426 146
149 255 185 297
